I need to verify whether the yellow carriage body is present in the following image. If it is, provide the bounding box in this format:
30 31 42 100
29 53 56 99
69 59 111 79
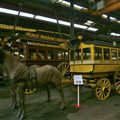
70 42 120 100
70 42 120 77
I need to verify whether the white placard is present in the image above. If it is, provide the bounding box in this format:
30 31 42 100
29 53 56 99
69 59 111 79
73 75 83 85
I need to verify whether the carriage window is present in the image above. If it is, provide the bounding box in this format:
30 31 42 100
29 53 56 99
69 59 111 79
47 51 54 60
75 49 81 60
38 51 45 60
70 50 75 61
29 49 37 60
103 48 110 60
83 48 91 60
111 49 117 60
118 51 120 60
94 47 102 60
19 49 24 59
65 52 69 60
56 52 63 60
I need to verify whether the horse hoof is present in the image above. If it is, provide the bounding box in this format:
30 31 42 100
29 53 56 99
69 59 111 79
60 106 65 112
10 105 17 110
18 115 25 120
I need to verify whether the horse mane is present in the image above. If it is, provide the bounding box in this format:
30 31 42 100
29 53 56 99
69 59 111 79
4 50 19 64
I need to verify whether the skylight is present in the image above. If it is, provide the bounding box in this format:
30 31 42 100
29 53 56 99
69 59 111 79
0 7 19 15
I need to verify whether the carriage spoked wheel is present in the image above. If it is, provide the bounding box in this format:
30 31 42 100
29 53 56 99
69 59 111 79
57 62 70 87
24 88 36 94
95 78 111 100
57 62 70 76
114 68 120 94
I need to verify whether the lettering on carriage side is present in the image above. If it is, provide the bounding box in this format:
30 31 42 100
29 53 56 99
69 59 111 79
25 32 68 43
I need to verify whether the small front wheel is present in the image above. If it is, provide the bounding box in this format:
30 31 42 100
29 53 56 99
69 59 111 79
95 78 111 100
24 88 36 94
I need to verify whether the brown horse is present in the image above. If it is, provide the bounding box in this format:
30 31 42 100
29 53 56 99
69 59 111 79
0 48 65 120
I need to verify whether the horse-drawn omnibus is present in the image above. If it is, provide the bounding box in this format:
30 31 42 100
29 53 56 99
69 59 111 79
69 34 120 100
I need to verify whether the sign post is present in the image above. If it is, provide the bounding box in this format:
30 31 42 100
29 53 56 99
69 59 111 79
73 75 83 108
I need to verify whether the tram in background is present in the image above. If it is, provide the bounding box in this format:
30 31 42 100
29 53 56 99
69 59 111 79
11 31 70 67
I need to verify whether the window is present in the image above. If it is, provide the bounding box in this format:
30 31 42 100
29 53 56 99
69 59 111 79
83 48 91 60
75 49 81 60
118 51 120 60
56 52 64 60
94 47 102 60
38 51 45 60
65 52 69 60
103 48 110 60
29 49 37 60
19 49 24 59
47 51 54 60
111 49 117 60
70 50 75 61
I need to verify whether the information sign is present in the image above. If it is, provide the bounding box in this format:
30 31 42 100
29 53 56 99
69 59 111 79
73 75 83 85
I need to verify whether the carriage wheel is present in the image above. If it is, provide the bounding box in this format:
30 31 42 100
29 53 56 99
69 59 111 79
57 62 71 88
114 67 120 94
95 78 111 100
24 88 36 94
57 62 70 77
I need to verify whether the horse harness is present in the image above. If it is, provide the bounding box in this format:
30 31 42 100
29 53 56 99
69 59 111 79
11 66 37 88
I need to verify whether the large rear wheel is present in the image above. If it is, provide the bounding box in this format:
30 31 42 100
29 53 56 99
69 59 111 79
57 62 70 87
95 78 111 100
114 68 120 94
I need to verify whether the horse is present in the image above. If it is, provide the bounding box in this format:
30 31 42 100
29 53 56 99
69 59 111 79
0 48 65 120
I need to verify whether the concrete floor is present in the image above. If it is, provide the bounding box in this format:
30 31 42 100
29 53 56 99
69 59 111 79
0 85 120 120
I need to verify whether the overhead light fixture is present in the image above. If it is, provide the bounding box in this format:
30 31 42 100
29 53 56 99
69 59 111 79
84 22 91 26
61 0 70 6
50 0 63 3
110 32 120 36
117 20 120 24
102 14 107 19
35 15 57 23
87 27 98 32
84 20 95 26
58 20 70 26
19 12 35 18
87 20 94 24
110 16 116 22
74 4 88 10
74 24 87 29
0 7 19 15
60 0 88 10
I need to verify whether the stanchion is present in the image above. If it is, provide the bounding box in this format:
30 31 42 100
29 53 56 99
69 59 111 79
73 75 83 108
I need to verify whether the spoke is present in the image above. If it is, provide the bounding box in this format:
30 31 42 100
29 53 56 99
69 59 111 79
104 84 111 89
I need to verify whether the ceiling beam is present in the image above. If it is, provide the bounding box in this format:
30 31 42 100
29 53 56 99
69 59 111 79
91 0 120 15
